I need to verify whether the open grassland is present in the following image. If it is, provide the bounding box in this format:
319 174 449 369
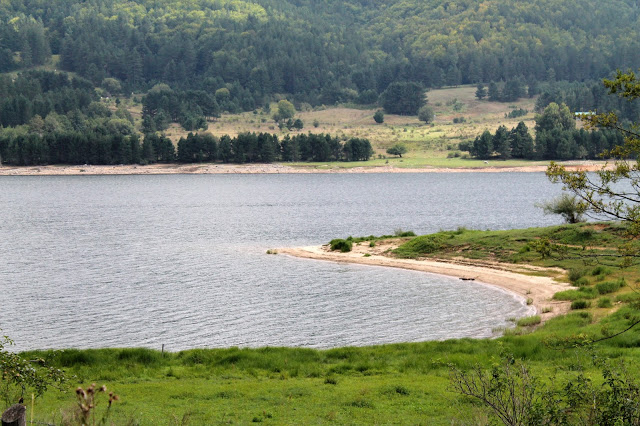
156 86 543 170
23 313 640 424
16 223 640 425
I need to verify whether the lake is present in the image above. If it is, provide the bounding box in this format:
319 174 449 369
0 172 564 351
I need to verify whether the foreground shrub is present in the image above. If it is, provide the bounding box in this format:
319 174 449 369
450 355 640 425
596 278 625 294
0 333 67 408
597 297 613 308
591 265 612 276
574 277 590 287
568 268 586 283
571 300 591 310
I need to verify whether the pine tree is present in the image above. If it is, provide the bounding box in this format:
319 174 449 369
475 84 487 100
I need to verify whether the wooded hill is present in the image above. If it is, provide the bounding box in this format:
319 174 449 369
1 0 639 111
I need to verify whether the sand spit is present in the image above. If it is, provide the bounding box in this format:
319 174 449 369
279 240 574 324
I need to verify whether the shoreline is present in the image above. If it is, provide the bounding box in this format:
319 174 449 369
278 244 574 323
0 161 609 176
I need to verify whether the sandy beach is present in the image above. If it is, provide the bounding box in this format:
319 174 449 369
0 161 610 176
279 239 574 323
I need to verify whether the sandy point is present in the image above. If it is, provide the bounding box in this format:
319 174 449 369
278 241 574 324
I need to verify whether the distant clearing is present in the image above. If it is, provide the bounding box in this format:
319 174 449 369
156 85 540 169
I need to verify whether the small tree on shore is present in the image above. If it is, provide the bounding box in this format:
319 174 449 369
536 193 586 223
0 332 66 407
272 100 296 124
418 105 434 123
386 143 408 157
373 110 384 124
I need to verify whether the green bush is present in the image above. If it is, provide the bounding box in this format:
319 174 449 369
574 277 590 287
553 287 598 300
571 300 591 310
591 266 612 276
597 297 613 308
568 268 586 283
330 239 353 252
596 279 625 294
394 229 416 237
537 193 586 224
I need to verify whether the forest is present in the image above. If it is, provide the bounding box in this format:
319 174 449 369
0 0 638 165
1 0 639 110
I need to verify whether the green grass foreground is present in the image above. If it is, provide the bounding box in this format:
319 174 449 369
18 223 640 424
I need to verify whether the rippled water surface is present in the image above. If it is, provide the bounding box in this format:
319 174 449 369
0 173 563 351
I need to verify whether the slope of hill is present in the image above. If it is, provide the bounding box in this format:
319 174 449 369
0 0 638 111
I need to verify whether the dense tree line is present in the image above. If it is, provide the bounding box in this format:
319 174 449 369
0 71 97 127
460 103 624 160
534 80 640 123
0 131 143 166
0 0 638 113
0 131 373 166
178 132 373 163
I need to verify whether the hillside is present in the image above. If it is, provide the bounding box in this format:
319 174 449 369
0 0 638 110
0 1 637 168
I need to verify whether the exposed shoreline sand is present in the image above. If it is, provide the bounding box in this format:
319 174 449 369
0 161 610 176
279 241 574 324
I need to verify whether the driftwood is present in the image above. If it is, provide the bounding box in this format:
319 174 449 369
1 404 26 426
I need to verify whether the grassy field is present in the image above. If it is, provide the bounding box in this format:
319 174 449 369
149 85 546 169
11 223 640 425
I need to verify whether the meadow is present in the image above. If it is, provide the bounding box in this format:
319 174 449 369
132 85 549 170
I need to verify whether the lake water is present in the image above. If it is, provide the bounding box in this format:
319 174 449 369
0 173 564 351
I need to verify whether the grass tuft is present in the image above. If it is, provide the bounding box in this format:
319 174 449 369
516 315 541 327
